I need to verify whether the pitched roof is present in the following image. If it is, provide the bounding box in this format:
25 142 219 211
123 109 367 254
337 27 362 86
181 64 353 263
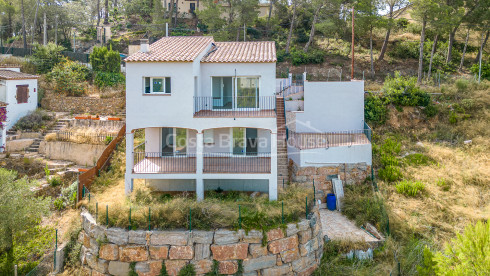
201 41 276 63
125 36 214 62
0 70 39 80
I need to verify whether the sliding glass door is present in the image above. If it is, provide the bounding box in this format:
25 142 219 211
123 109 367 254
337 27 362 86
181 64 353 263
161 128 187 156
232 128 258 156
212 77 259 110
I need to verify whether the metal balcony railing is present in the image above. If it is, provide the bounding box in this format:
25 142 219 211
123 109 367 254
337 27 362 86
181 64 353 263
193 96 276 118
287 128 372 150
133 152 196 173
203 152 271 173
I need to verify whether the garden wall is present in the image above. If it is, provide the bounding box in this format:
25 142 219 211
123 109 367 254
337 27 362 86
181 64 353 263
39 141 106 166
41 94 125 115
291 162 371 202
79 207 324 276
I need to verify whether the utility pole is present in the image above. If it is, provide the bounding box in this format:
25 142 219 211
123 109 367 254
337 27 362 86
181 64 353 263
43 13 47 45
351 6 355 80
55 15 58 45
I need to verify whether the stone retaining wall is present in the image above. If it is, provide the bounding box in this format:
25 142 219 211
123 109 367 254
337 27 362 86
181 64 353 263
39 141 106 166
291 161 371 202
41 95 125 115
79 207 323 276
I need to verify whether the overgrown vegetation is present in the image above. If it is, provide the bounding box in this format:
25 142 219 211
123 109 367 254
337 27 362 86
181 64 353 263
395 180 425 197
46 58 91 96
13 109 52 131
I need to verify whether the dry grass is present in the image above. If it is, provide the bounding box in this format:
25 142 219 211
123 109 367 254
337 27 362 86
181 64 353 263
378 81 490 246
82 179 313 232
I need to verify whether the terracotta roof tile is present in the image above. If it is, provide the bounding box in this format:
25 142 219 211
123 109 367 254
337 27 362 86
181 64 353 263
201 41 276 63
0 70 39 80
125 36 214 62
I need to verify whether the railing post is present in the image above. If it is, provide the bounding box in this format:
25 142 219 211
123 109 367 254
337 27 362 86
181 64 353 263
305 196 308 219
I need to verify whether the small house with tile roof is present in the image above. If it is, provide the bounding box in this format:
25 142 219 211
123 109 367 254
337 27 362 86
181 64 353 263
0 66 38 152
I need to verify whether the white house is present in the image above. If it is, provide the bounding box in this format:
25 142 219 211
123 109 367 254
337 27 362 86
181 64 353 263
124 36 372 202
125 37 279 200
0 66 39 152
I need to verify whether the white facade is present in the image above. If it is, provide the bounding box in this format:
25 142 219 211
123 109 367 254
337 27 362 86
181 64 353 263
0 72 38 152
286 80 372 167
125 38 278 200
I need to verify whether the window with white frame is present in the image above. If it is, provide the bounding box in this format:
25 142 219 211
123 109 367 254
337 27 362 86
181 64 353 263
144 77 171 94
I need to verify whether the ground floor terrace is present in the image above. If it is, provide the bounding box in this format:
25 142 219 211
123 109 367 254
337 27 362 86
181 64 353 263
125 126 278 200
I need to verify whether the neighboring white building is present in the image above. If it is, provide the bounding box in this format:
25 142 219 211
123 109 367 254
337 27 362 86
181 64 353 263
124 36 372 201
0 66 39 152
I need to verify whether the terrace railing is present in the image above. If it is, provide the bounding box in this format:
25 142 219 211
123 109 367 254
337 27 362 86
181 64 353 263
55 131 117 144
133 152 197 173
287 128 372 150
193 96 276 118
203 152 271 173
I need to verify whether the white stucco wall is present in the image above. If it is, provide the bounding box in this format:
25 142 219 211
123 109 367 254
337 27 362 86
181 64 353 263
295 81 364 132
125 62 277 133
288 143 372 167
4 79 38 130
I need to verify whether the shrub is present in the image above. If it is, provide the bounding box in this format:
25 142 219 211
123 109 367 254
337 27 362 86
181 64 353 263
403 153 435 167
378 165 403 182
177 264 196 276
13 110 51 131
389 41 419 59
433 221 490 275
470 62 489 80
30 43 65 73
423 103 438 117
284 47 326 66
377 138 403 182
90 46 121 73
49 176 62 187
455 79 469 92
365 93 389 125
94 71 125 88
395 180 425 197
47 59 90 96
104 136 114 145
436 178 452 191
342 184 388 230
383 72 431 107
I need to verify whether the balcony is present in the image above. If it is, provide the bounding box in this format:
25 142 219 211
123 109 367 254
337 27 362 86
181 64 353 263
193 96 276 118
203 152 271 174
287 125 372 150
133 152 196 174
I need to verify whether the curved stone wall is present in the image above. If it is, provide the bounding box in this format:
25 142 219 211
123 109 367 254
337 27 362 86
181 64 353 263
79 207 323 276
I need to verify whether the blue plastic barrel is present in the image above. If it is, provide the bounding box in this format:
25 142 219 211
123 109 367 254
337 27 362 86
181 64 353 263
327 193 336 211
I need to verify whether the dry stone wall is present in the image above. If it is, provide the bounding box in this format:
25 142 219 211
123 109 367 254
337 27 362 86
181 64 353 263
291 162 371 203
41 95 125 115
79 207 324 276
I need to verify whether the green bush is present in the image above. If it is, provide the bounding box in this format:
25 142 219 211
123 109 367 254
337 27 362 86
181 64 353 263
30 43 65 73
365 93 389 125
377 138 403 182
90 46 121 73
383 72 431 107
433 221 490 275
279 47 326 65
94 71 125 87
47 59 90 96
342 184 388 230
13 110 51 131
470 62 489 80
389 41 419 59
423 103 438 117
379 165 403 182
177 264 196 276
403 153 435 167
436 178 452 191
395 180 425 197
49 176 62 187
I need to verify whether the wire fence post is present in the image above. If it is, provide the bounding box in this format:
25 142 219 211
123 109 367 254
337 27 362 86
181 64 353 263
106 205 108 226
313 179 316 205
82 185 85 197
305 196 308 219
53 229 58 271
189 208 192 232
148 207 151 231
282 178 284 189
88 192 91 203
281 201 284 224
96 202 98 222
129 207 131 231
239 205 242 229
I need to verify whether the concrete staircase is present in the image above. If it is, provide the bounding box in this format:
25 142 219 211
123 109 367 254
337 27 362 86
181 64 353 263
276 97 289 187
26 119 70 152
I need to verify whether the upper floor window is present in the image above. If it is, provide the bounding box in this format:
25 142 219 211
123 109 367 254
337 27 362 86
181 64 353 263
144 77 171 94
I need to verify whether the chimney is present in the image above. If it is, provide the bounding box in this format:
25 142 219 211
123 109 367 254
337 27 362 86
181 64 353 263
140 39 149 53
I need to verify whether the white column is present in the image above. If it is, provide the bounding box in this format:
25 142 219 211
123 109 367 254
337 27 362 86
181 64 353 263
125 131 134 195
269 132 278 200
196 132 204 201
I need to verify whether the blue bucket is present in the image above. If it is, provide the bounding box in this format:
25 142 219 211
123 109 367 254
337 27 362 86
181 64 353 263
327 193 336 211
